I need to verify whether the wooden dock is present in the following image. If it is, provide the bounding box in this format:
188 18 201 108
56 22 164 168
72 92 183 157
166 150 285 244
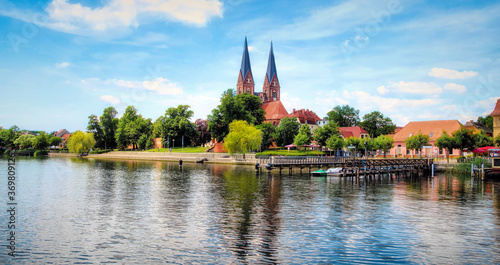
256 156 433 177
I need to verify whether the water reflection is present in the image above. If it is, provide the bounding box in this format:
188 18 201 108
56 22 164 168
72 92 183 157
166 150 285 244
0 157 499 264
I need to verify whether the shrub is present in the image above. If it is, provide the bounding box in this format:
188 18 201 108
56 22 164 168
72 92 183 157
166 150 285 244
34 150 49 157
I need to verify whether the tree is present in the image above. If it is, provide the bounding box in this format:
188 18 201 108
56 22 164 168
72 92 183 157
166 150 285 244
154 105 198 149
273 117 300 147
67 131 96 154
208 89 254 142
326 135 344 155
435 131 455 164
495 134 500 147
49 136 63 147
115 106 153 150
14 134 35 149
236 92 266 125
87 114 104 149
32 131 50 150
345 137 363 157
327 105 360 127
223 120 262 158
373 135 394 158
359 111 396 138
405 132 430 158
452 127 476 155
314 122 340 147
195 119 211 146
474 130 493 147
477 115 493 131
0 126 20 148
100 107 119 149
256 122 275 151
294 124 312 150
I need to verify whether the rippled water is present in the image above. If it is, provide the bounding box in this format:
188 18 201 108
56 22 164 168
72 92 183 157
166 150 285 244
1 157 500 264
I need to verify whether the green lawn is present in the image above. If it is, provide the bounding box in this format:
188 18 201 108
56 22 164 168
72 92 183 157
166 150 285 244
147 146 208 153
256 149 325 156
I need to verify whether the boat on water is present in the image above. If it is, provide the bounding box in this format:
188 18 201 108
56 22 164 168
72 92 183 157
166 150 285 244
311 168 343 177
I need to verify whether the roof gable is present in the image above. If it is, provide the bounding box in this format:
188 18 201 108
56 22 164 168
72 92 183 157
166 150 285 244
339 127 369 138
262 101 288 120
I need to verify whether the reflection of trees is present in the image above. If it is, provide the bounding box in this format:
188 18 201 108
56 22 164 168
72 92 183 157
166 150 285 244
258 176 282 264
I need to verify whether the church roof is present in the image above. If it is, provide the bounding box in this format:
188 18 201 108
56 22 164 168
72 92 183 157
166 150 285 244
240 36 253 81
266 42 278 84
490 98 500 116
262 101 288 121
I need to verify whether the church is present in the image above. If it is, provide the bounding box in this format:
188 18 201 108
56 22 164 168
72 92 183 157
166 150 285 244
236 37 290 126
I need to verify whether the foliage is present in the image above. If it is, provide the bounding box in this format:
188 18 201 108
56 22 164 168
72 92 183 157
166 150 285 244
115 106 153 149
256 122 275 150
477 115 493 131
0 126 20 148
87 114 104 148
294 124 312 149
359 111 396 138
326 135 345 152
49 136 62 146
405 132 430 158
223 120 262 155
454 157 491 174
147 146 207 153
374 135 394 157
474 130 493 147
100 107 119 149
154 105 198 149
14 134 35 149
207 89 251 142
273 117 300 147
89 149 112 154
67 131 96 154
345 136 363 150
435 131 455 163
32 131 50 150
452 127 476 154
314 121 340 147
496 134 500 147
256 150 324 156
327 105 360 127
236 92 266 125
194 119 211 146
34 150 49 157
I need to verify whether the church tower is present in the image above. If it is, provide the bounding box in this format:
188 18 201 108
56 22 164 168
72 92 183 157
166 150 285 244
237 36 255 95
262 41 280 102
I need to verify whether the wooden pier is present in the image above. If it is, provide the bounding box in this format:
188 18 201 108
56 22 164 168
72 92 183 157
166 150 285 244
256 156 433 177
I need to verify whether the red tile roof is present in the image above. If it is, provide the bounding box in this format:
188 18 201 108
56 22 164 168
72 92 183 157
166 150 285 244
262 101 289 121
61 134 71 141
339 127 369 138
392 120 462 142
490 98 500 116
286 108 321 125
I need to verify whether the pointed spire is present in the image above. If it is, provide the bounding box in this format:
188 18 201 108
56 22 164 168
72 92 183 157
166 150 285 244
240 36 252 81
266 41 278 84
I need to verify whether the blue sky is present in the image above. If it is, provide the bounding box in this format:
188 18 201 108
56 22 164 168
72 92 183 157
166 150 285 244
0 0 499 132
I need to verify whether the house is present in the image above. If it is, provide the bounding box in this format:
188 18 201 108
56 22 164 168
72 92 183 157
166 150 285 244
389 120 463 157
491 98 500 139
339 127 369 139
286 108 322 131
463 120 493 136
60 133 71 147
54 129 70 138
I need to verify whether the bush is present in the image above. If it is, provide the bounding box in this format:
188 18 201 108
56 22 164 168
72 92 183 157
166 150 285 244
34 150 49 157
89 149 112 154
453 157 491 173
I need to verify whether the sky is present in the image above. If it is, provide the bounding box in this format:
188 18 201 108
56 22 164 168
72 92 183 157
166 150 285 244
0 0 499 132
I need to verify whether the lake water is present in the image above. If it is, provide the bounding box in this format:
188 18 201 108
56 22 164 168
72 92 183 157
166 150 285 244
1 157 500 264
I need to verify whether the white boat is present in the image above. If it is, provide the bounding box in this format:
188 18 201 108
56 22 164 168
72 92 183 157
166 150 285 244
325 167 343 175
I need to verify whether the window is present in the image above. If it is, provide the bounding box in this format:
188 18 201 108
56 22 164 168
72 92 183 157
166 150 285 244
273 82 277 86
429 132 434 137
247 78 251 83
439 148 443 155
272 91 277 98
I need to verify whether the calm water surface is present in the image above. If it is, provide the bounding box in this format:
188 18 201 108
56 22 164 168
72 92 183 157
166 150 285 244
1 157 500 264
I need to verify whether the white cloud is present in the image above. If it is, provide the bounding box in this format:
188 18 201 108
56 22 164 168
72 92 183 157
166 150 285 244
389 81 442 95
443 83 467 93
377 85 387 95
428 68 478 79
100 95 121 105
105 77 183 95
55 62 69 68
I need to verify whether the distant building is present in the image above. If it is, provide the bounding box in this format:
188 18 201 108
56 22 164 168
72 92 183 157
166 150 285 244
60 133 71 147
287 108 322 130
463 120 493 136
54 129 70 138
491 98 500 139
339 127 369 139
389 120 463 157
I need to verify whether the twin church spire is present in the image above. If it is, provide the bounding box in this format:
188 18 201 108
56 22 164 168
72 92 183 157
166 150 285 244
237 37 280 103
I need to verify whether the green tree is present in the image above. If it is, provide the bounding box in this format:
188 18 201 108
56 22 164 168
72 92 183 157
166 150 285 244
326 135 345 155
273 117 300 148
223 120 262 158
154 105 198 149
87 114 104 149
236 92 266 125
314 122 340 147
100 107 119 149
0 126 20 148
256 122 275 151
359 111 396 138
373 135 394 158
477 115 493 131
14 134 35 149
327 105 360 127
495 134 500 147
405 132 430 158
452 127 476 155
32 131 50 150
208 89 254 142
345 136 363 157
115 106 153 150
49 136 63 147
474 130 493 147
294 124 312 150
435 131 456 164
67 131 96 154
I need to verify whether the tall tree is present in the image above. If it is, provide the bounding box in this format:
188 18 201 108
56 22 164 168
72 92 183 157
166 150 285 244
236 92 266 125
14 134 35 149
326 135 345 155
374 135 394 158
155 105 198 148
208 89 253 142
115 106 153 150
32 131 50 150
452 127 476 155
195 119 211 146
495 134 500 147
360 111 396 138
405 132 430 158
327 105 360 127
87 114 104 149
273 117 300 148
474 130 493 147
294 124 313 150
435 131 456 164
0 126 20 148
100 107 119 149
49 136 63 147
314 122 340 147
67 131 96 154
256 122 275 151
223 120 262 158
345 136 363 157
477 115 493 131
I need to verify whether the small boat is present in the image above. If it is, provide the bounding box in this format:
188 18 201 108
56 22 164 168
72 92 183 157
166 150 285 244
326 167 343 174
311 169 327 176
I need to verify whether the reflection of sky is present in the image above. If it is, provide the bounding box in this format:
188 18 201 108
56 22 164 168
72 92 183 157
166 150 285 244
1 158 499 264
